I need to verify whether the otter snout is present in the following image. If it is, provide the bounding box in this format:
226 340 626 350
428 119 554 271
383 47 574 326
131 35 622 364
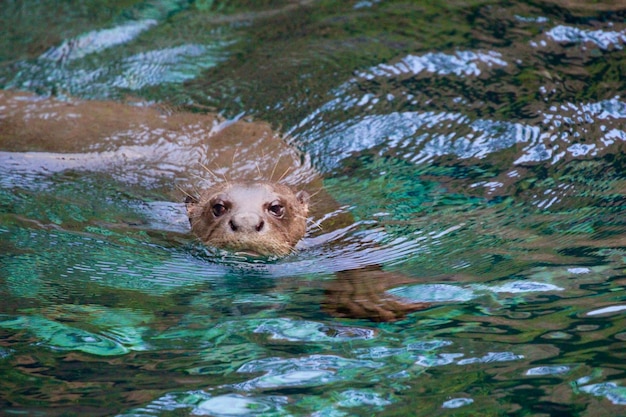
228 212 265 233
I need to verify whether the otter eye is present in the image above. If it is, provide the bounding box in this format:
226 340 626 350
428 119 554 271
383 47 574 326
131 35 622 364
212 202 227 217
268 201 285 218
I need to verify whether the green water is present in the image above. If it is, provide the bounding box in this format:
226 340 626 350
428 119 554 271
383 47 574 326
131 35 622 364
1 1 626 416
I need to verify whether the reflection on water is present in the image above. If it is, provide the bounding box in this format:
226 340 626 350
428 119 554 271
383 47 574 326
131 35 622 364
545 25 626 50
2 0 230 99
1 1 626 416
40 19 159 62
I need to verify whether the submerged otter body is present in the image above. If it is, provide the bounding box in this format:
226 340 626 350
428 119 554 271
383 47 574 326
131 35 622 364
0 89 322 203
186 181 309 257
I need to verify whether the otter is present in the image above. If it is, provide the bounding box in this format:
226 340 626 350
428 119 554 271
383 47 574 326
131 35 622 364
0 89 429 321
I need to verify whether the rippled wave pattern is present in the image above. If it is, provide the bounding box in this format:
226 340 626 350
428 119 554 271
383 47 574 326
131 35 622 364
1 0 231 100
1 1 626 416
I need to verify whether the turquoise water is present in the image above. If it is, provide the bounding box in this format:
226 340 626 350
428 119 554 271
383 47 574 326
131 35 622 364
1 1 626 416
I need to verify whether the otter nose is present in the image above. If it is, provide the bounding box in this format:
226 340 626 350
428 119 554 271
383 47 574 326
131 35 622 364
229 213 265 233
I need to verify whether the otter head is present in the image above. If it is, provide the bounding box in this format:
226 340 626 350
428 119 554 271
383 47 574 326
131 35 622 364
185 182 310 257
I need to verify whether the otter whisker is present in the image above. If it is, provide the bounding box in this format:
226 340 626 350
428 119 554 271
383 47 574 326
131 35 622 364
304 215 324 231
216 167 230 185
269 155 282 182
310 221 324 232
308 188 324 199
198 162 221 181
276 165 292 183
231 147 240 170
189 172 207 183
190 173 217 190
191 183 203 196
176 184 195 199
214 161 230 184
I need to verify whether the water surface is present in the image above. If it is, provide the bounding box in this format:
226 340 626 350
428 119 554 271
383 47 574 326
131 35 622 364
1 1 625 416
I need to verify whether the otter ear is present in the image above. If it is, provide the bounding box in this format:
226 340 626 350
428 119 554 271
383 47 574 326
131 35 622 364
184 195 200 219
295 190 310 207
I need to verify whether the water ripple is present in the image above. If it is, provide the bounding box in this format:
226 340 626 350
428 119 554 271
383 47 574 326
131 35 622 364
415 351 524 367
442 397 474 409
297 97 626 172
111 43 232 91
252 318 375 342
41 20 158 63
355 50 507 80
580 382 626 405
235 355 382 390
526 365 571 376
0 312 149 356
337 389 392 408
545 25 626 50
3 0 229 100
193 394 286 416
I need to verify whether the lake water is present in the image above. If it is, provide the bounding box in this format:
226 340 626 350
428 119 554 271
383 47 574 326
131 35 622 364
1 1 625 416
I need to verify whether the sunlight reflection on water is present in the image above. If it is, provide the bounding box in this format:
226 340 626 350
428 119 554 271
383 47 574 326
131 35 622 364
294 78 626 173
